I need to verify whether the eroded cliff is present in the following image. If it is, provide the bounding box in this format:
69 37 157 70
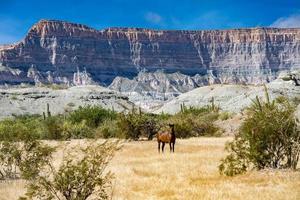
0 19 300 85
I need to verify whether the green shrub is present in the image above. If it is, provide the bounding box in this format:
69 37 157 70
95 120 121 139
172 116 194 138
0 141 20 179
18 140 55 180
218 111 233 121
68 105 117 128
62 120 94 139
169 106 220 138
0 139 54 180
41 116 64 140
218 137 250 176
180 105 212 115
117 113 160 140
170 113 220 138
22 141 119 200
219 88 300 176
0 116 42 141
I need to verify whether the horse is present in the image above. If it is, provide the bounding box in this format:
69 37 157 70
157 124 176 153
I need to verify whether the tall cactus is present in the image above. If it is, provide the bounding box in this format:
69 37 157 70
112 105 115 112
263 84 270 104
180 102 186 113
47 103 51 117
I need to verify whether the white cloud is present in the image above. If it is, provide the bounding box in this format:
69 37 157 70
145 12 163 25
270 14 300 28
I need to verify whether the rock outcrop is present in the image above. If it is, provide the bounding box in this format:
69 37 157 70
0 85 133 119
0 19 300 85
154 77 300 114
109 70 204 99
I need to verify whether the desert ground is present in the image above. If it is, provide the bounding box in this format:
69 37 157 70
0 137 299 200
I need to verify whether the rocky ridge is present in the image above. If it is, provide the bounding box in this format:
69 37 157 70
0 85 133 119
0 19 300 86
108 68 281 110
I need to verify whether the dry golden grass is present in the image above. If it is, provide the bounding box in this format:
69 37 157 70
0 137 299 200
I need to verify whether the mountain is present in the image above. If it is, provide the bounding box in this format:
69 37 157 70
0 19 300 86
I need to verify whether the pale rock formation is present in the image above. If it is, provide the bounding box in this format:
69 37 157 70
0 85 133 119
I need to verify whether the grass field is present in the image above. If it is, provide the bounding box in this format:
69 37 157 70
0 137 299 200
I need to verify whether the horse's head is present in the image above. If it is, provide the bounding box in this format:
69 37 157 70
168 123 175 128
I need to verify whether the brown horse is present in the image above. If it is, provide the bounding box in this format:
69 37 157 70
157 124 176 153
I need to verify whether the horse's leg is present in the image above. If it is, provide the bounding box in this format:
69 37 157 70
169 142 172 152
172 142 175 152
162 142 165 153
158 141 160 153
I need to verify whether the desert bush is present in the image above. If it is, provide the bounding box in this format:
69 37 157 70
42 116 64 140
117 113 160 140
62 120 93 139
169 106 220 138
180 105 211 115
22 141 119 200
0 139 54 180
218 111 233 121
18 140 55 180
68 105 117 128
0 116 42 141
95 120 121 139
0 141 20 179
219 89 300 176
218 137 251 176
171 113 219 138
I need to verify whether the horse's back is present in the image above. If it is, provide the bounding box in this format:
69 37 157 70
157 132 171 143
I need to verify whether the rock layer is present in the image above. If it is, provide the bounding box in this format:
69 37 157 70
0 19 300 85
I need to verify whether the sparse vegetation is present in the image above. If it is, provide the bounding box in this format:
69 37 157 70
116 112 160 140
95 120 121 139
2 138 299 200
0 102 223 142
218 111 233 121
169 104 220 138
0 116 42 141
219 88 300 176
62 120 93 139
21 141 119 200
0 139 54 180
10 95 18 100
68 105 117 128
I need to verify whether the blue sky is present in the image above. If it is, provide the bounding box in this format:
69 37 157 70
0 0 300 44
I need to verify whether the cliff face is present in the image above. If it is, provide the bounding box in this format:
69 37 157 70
0 19 300 85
